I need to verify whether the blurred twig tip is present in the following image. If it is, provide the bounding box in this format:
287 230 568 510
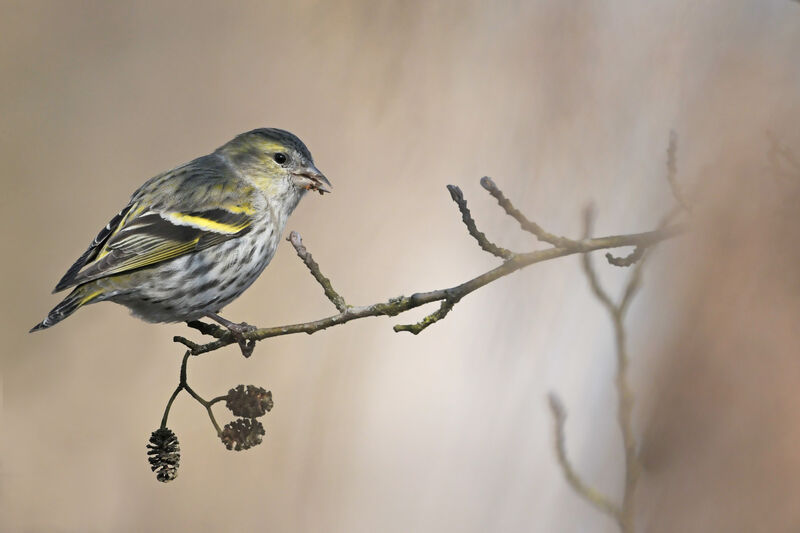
548 392 566 419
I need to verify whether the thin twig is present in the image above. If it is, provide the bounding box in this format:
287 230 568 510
171 336 202 352
619 254 648 316
288 231 349 312
160 351 190 429
480 176 576 247
579 222 643 533
183 382 222 436
551 133 692 531
548 394 622 522
208 395 227 405
665 131 691 213
394 299 458 334
159 350 223 436
447 184 515 259
581 207 617 315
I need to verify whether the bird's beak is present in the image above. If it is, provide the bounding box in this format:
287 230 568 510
292 165 331 195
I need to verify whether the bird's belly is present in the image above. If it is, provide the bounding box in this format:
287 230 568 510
109 224 277 323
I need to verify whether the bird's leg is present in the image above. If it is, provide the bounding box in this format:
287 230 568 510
205 312 257 358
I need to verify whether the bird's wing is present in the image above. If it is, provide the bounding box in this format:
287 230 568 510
54 155 257 292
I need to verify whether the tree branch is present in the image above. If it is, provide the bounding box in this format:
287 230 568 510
549 208 647 533
394 299 458 334
665 131 691 213
549 394 622 522
549 133 692 531
174 216 680 355
447 184 515 259
288 231 349 312
581 244 642 533
480 176 577 247
158 137 688 483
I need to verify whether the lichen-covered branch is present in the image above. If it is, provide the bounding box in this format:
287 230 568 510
394 299 458 334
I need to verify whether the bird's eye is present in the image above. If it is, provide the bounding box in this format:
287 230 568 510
273 153 288 165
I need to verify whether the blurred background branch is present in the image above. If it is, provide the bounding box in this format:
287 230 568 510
547 212 651 533
548 135 687 533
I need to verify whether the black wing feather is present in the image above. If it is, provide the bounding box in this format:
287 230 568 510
54 204 134 293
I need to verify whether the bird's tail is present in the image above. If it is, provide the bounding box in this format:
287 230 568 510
30 283 105 332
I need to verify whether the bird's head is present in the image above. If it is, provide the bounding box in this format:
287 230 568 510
217 128 331 197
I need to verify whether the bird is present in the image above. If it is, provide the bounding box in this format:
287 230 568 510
30 128 330 355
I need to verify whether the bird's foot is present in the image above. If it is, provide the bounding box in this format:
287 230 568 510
205 313 258 358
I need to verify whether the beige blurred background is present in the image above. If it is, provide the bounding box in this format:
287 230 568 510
2 1 799 531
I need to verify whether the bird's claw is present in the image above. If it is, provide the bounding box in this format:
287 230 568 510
237 338 256 358
224 322 257 358
204 314 259 358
